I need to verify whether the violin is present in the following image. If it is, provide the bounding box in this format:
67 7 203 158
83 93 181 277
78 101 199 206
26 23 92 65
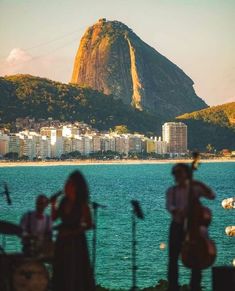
181 152 217 269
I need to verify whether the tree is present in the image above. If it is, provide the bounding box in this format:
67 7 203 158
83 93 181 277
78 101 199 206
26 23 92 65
206 144 214 153
4 152 18 160
114 125 129 134
20 155 29 161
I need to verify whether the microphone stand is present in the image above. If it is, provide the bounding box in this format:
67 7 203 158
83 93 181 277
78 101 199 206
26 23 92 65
130 200 144 291
91 202 106 281
0 182 12 254
131 209 137 291
0 182 12 205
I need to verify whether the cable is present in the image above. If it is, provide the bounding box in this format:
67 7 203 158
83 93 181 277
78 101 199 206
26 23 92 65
22 26 85 51
0 35 80 69
0 25 86 60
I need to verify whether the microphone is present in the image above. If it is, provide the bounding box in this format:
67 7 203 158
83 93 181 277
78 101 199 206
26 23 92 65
91 202 107 209
49 190 63 203
131 200 144 220
3 182 12 205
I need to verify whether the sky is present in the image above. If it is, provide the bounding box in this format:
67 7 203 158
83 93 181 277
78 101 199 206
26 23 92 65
0 0 234 106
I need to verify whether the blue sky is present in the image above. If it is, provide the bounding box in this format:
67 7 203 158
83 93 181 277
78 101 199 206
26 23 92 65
0 0 234 106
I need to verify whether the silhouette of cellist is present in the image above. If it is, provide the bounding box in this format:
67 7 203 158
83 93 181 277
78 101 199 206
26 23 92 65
166 163 215 291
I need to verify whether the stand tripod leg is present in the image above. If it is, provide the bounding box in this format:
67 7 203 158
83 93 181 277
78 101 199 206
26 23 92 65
131 212 137 291
92 206 98 285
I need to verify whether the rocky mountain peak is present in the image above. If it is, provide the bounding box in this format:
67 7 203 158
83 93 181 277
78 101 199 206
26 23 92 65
71 19 207 118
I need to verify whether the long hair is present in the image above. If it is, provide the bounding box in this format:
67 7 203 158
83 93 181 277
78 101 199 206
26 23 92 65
65 170 89 205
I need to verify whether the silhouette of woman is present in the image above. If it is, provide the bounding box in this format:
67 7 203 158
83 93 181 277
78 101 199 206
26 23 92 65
52 171 95 291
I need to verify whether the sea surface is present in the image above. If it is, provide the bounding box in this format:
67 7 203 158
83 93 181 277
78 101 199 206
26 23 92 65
0 162 234 290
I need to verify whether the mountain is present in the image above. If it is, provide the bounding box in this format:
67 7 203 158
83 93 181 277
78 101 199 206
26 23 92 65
177 103 235 150
71 18 207 119
0 74 162 135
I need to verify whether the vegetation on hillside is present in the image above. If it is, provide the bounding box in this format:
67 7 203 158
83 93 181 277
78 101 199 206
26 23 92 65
0 74 234 151
177 103 235 151
178 102 235 127
0 74 162 135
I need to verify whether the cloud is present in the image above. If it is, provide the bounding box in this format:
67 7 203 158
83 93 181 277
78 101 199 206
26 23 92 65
0 48 72 83
6 48 32 65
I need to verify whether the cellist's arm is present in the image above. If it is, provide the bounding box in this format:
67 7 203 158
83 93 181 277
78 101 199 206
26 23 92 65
194 180 215 200
166 188 175 213
166 188 177 214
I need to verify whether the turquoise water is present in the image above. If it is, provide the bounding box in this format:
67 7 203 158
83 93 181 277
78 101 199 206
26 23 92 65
0 163 234 290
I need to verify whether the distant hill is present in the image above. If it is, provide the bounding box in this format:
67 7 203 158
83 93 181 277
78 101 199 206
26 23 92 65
71 19 207 118
178 102 235 127
177 103 235 151
0 74 162 135
0 75 233 151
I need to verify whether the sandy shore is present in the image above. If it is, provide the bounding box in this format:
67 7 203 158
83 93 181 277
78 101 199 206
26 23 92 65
0 158 234 167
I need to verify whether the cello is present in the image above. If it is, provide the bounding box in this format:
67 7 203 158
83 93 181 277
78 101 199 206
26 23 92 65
181 152 217 269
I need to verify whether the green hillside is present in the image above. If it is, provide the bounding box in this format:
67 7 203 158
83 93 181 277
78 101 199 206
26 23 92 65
0 74 162 135
177 103 235 151
0 74 234 151
178 102 235 127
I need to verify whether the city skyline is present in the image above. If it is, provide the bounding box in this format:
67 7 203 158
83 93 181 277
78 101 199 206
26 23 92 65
0 0 234 106
0 120 187 160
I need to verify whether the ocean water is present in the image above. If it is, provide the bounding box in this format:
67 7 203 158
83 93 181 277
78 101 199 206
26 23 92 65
0 162 234 290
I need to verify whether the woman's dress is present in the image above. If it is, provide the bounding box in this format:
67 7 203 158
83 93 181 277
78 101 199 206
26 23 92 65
53 199 95 291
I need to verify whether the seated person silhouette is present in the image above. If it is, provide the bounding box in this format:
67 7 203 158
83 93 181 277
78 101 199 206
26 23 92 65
20 194 52 256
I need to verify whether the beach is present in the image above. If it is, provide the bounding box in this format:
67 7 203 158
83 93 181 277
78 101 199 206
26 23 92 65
0 158 234 167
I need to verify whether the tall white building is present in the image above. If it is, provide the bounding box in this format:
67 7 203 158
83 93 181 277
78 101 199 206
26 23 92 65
155 137 168 154
39 136 51 159
62 125 80 138
0 133 9 156
63 138 73 154
92 135 101 152
128 134 143 153
101 135 116 152
8 134 20 156
72 136 84 154
115 135 129 154
83 136 93 155
162 122 187 154
20 135 35 159
40 127 63 158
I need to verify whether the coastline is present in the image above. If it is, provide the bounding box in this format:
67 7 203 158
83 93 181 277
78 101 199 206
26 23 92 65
0 158 234 167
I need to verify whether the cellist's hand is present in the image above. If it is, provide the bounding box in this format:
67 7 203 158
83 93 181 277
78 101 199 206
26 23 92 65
172 209 187 221
178 209 187 220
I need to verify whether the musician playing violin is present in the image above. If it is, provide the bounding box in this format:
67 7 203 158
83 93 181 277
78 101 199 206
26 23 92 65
166 163 215 291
